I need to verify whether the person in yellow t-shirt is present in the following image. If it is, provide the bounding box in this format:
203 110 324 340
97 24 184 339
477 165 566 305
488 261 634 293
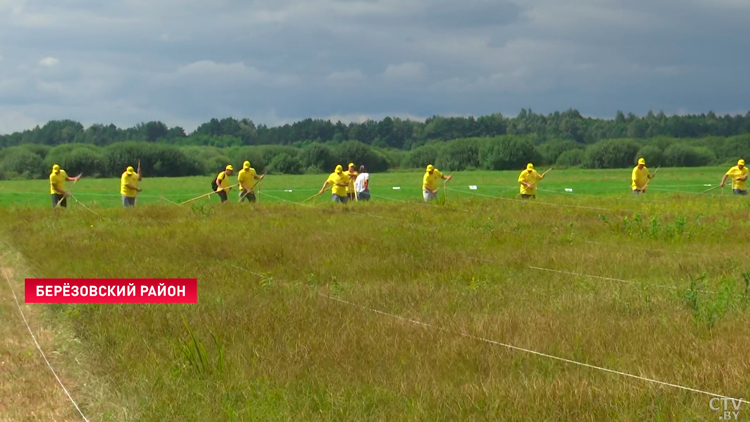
317 165 351 203
238 161 264 203
214 165 234 203
631 158 654 194
518 163 544 199
423 164 452 202
721 159 749 195
120 166 142 207
49 164 81 208
345 162 358 201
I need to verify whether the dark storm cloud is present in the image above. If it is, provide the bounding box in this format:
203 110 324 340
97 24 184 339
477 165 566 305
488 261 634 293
0 0 748 133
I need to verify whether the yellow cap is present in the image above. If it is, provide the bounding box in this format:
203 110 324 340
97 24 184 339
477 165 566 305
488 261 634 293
52 164 60 172
335 165 343 173
348 163 355 168
739 159 745 166
527 163 534 170
243 161 250 169
226 165 233 171
126 166 134 174
638 158 646 165
426 164 434 172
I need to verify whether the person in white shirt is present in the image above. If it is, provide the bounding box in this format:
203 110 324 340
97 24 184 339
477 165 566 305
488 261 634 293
354 165 370 201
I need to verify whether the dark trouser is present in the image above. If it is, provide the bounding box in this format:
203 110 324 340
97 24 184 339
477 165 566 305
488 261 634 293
357 191 370 201
52 194 67 208
348 193 356 200
333 194 348 204
217 190 228 202
239 191 256 202
521 194 535 200
734 189 748 195
122 195 136 207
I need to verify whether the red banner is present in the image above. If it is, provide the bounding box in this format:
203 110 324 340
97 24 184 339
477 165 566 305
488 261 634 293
24 279 197 303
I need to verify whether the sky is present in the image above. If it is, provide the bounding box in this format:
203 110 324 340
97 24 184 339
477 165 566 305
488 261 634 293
0 0 748 134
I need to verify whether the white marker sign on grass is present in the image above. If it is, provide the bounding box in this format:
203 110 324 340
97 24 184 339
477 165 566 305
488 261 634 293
393 187 401 190
565 188 573 192
469 186 478 190
284 190 293 192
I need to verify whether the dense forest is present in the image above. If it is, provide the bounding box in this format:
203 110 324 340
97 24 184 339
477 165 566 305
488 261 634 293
0 109 749 179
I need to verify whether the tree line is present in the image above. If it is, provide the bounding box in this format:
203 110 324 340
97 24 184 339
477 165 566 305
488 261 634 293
1 133 749 180
1 109 749 151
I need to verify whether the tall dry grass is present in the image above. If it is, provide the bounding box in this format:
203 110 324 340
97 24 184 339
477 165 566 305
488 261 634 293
2 193 750 421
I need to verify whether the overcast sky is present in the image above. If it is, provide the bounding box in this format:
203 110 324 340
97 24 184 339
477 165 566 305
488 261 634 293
0 0 748 134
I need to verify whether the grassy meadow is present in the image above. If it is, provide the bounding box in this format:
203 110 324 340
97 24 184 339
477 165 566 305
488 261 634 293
2 166 750 421
0 166 736 208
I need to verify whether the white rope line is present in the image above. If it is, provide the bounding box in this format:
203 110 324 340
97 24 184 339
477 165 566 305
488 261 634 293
583 240 707 258
70 195 104 219
527 266 739 297
229 261 747 404
319 293 746 405
1 257 90 421
528 266 681 292
370 193 408 203
448 188 616 212
260 192 315 207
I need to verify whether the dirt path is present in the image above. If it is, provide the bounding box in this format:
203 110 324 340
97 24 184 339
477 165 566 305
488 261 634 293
0 251 87 422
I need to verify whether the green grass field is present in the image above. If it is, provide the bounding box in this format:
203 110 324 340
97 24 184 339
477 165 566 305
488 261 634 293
2 166 750 421
0 166 735 208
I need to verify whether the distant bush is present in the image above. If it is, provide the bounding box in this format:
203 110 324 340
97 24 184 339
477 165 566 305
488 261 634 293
257 145 300 166
402 144 440 169
480 136 538 170
663 144 716 167
634 145 664 167
435 138 484 171
0 148 45 179
718 135 750 164
334 141 390 172
583 139 641 168
44 144 106 177
268 153 303 174
537 140 582 165
225 146 266 174
104 142 203 177
556 149 585 168
299 144 336 172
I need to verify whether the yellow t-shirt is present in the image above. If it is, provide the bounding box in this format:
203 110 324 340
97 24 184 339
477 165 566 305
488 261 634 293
423 170 443 192
49 170 68 194
518 169 543 195
631 166 651 191
216 171 231 192
238 168 257 191
346 171 358 193
120 172 139 197
726 166 750 190
326 172 350 197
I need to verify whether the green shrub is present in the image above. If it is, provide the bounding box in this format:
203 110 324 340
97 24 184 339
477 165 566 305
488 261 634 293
268 153 303 174
299 144 336 172
435 138 484 171
556 149 585 168
403 144 440 169
634 145 664 167
583 139 641 168
663 144 716 167
537 140 582 165
0 148 45 179
480 136 538 170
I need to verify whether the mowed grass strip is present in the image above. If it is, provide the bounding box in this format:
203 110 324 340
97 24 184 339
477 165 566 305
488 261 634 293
2 187 750 420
